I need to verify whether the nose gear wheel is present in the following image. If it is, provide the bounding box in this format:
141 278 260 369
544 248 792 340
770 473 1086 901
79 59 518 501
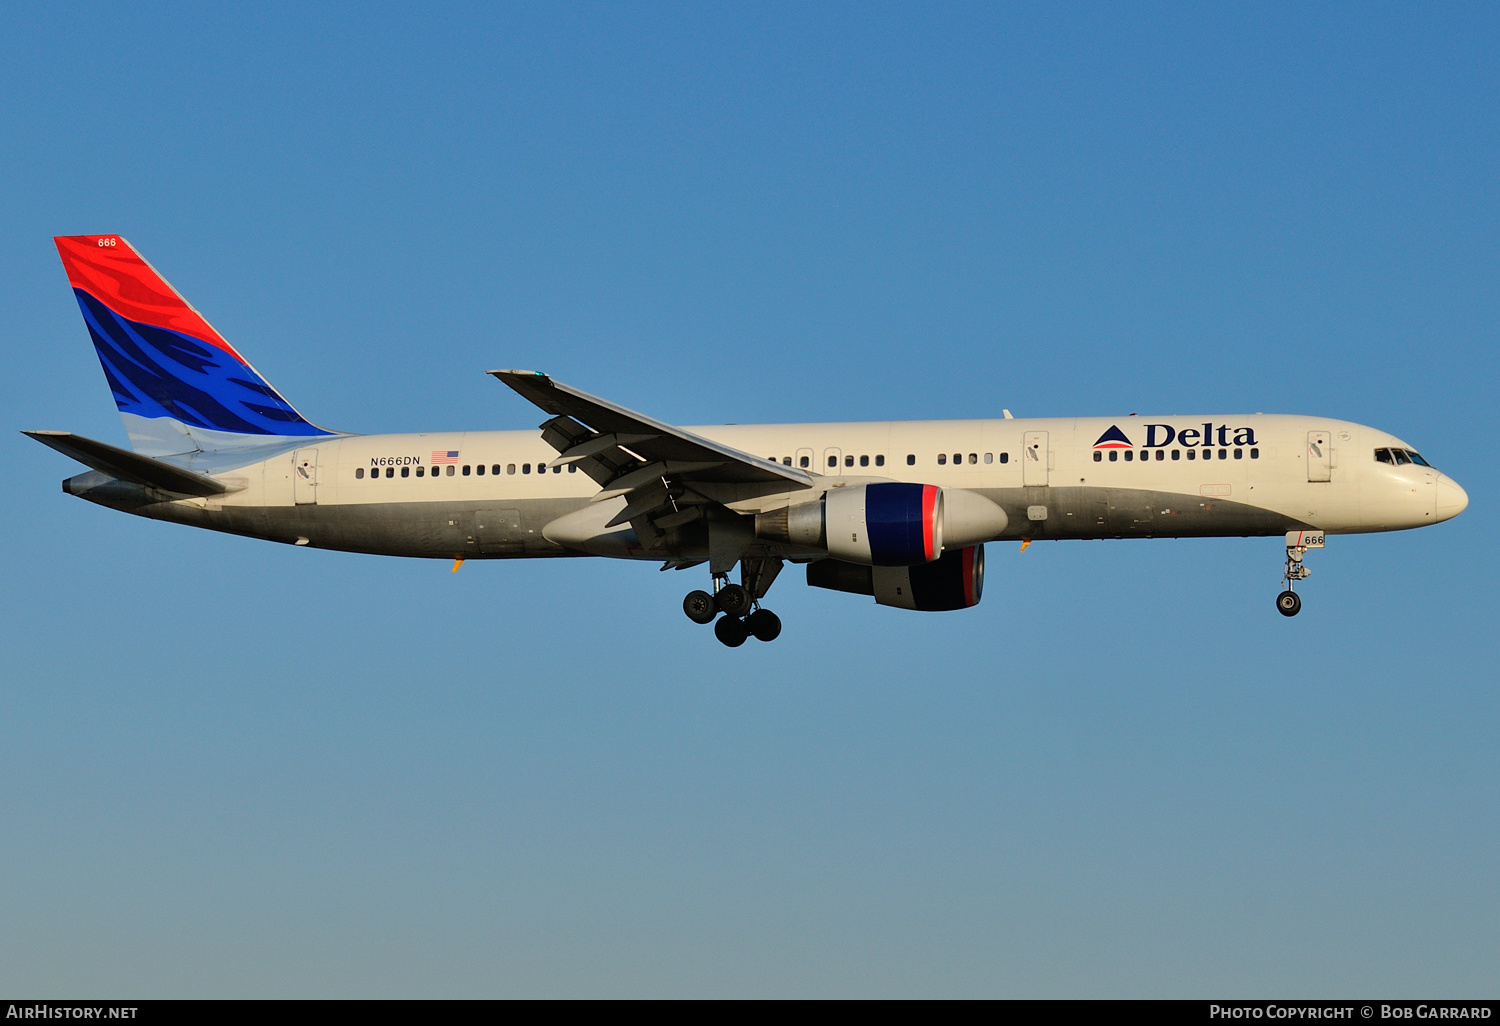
1277 536 1314 616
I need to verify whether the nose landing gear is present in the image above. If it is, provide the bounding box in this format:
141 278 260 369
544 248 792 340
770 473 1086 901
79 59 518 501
683 560 784 645
1277 529 1324 617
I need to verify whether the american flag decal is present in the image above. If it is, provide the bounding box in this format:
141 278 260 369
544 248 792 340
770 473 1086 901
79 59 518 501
431 450 460 464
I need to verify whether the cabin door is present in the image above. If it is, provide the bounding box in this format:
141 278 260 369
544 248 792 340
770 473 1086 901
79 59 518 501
292 449 320 504
1306 431 1332 482
1022 431 1049 487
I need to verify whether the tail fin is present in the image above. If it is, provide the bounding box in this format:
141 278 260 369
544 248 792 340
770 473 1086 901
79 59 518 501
54 234 335 456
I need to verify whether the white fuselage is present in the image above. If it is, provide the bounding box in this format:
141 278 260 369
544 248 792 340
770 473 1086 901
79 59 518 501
73 413 1465 562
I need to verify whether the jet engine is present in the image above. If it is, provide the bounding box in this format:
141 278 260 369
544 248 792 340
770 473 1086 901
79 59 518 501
806 544 985 611
756 483 1006 565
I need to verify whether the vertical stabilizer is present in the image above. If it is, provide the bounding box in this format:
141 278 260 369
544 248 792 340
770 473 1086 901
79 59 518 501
54 235 335 456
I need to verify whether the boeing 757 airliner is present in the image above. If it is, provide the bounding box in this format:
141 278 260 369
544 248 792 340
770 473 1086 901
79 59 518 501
28 235 1468 646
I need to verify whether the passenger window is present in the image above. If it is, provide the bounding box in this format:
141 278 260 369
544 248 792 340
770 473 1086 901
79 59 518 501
522 464 531 474
984 453 992 464
553 465 561 473
999 453 1009 464
417 466 426 476
507 464 516 475
845 455 854 467
968 453 976 464
356 468 365 479
1171 450 1180 460
1233 449 1243 460
1250 448 1259 459
952 453 961 465
385 467 394 478
828 455 837 468
1156 450 1164 461
401 466 410 478
1374 448 1394 464
1392 449 1411 465
800 456 810 468
446 465 454 476
1109 451 1118 462
938 454 947 465
860 455 869 467
1187 450 1196 460
1219 449 1227 459
783 457 792 466
1094 452 1102 462
568 464 577 473
875 455 885 467
476 464 485 476
1203 449 1212 460
462 465 471 476
1124 451 1133 462
906 454 915 466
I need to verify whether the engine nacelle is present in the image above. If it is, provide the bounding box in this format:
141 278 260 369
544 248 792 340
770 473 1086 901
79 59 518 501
826 482 941 565
806 544 985 611
758 482 941 566
757 484 1005 566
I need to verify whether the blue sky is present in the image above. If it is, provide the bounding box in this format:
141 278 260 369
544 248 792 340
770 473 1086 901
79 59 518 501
1 3 1496 997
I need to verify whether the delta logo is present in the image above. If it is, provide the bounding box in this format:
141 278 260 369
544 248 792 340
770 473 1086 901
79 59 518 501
1093 425 1133 450
1093 422 1260 450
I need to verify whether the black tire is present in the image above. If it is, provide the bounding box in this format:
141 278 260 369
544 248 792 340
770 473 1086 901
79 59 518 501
1276 590 1302 617
683 590 718 624
716 583 752 618
714 615 748 647
745 609 782 642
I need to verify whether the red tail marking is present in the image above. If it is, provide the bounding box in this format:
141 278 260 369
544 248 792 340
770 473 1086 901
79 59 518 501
53 235 246 364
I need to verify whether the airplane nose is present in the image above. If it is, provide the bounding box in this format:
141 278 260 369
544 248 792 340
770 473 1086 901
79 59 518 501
1436 475 1468 520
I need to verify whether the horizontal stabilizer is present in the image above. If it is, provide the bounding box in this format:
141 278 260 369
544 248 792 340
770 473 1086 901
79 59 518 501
23 430 228 496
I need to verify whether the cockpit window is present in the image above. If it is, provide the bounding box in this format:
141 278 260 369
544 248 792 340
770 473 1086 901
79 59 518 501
1391 449 1411 465
1405 450 1431 467
1374 448 1394 464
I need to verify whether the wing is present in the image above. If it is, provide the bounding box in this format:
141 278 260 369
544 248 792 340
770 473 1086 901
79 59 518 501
489 370 814 546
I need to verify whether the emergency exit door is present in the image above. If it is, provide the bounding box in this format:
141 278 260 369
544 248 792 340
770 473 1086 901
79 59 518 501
1306 431 1331 482
1022 431 1048 487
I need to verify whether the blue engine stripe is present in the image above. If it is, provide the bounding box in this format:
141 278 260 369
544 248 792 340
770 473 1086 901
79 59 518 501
864 482 930 566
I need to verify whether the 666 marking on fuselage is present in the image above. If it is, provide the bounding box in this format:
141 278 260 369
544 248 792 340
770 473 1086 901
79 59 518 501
371 456 423 466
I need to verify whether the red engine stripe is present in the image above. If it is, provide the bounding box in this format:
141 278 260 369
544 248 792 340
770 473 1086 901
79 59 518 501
922 484 938 561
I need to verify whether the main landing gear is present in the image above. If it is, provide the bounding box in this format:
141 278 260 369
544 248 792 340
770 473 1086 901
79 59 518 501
1277 531 1321 617
683 568 783 646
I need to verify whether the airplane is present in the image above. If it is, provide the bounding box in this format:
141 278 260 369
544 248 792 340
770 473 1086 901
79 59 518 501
28 235 1469 646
